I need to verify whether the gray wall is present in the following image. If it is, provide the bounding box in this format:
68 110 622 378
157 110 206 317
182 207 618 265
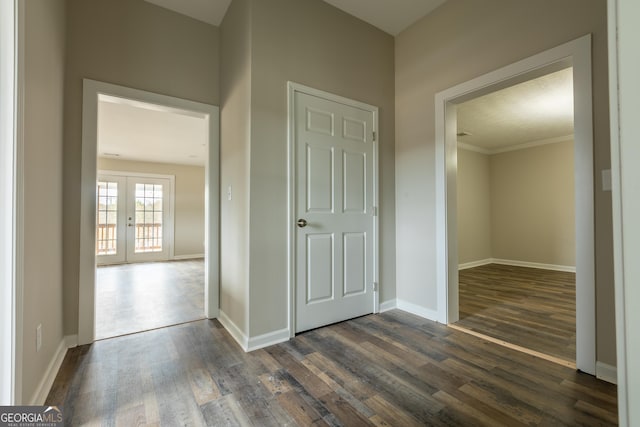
248 0 396 337
220 0 252 334
395 0 614 364
22 0 66 404
63 0 220 336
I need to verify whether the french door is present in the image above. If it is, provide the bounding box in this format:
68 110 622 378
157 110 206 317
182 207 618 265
96 174 171 265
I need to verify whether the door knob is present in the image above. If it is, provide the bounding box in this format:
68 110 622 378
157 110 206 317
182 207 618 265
297 219 308 228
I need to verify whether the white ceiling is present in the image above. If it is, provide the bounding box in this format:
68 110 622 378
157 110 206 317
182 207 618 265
143 0 446 35
98 97 209 167
457 67 574 153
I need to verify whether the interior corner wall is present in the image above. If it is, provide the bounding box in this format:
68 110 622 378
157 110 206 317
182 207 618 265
97 158 206 257
490 141 575 266
457 148 492 265
63 0 220 337
248 0 396 337
22 0 66 404
395 0 616 365
219 0 252 336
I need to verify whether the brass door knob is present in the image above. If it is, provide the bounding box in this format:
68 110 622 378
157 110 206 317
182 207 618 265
296 219 308 228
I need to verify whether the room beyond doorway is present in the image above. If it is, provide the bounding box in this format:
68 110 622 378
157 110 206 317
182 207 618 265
95 259 205 340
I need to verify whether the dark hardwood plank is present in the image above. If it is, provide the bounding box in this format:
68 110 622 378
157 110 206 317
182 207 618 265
46 310 617 426
457 263 576 361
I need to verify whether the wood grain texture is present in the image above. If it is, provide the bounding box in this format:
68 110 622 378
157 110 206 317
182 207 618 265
95 259 205 339
457 263 576 362
47 310 616 426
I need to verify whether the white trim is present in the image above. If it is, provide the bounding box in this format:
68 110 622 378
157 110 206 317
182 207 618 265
608 0 631 423
247 328 290 352
97 170 176 262
397 299 440 322
459 134 574 156
28 335 76 405
379 299 397 313
435 35 596 375
286 82 380 335
459 258 576 272
0 0 18 405
596 361 618 385
458 259 493 270
218 310 248 351
172 254 205 261
79 79 220 345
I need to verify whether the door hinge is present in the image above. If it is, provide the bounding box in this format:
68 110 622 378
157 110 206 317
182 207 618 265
372 131 376 142
372 282 379 292
371 206 378 216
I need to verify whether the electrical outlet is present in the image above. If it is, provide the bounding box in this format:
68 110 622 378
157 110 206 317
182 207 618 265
36 324 42 352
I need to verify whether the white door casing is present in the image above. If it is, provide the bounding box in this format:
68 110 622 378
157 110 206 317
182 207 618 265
80 80 220 345
289 84 379 334
435 35 596 374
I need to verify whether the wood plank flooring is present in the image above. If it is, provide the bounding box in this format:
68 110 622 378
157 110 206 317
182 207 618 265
456 263 576 362
96 259 205 340
47 310 617 426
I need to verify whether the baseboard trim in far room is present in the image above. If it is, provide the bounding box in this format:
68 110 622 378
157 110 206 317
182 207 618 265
30 335 77 405
459 258 576 273
171 254 205 261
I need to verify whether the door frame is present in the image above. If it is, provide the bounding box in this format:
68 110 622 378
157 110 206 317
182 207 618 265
287 82 380 336
79 79 220 345
434 35 596 374
96 171 176 265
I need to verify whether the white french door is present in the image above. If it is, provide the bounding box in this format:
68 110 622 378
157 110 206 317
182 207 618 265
96 174 171 265
294 90 377 333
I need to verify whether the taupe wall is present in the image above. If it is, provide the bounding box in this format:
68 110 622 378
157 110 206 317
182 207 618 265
491 141 575 266
22 0 66 403
457 141 575 267
395 0 615 364
248 0 396 336
63 0 220 336
220 0 252 334
457 148 492 264
97 158 206 257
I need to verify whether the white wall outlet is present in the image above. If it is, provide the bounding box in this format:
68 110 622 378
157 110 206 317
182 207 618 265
36 324 42 352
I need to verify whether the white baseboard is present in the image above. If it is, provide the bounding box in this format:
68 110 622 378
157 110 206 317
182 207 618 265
218 310 248 351
218 310 290 352
247 328 290 352
172 254 204 261
459 259 493 270
459 258 576 273
396 299 440 322
29 335 77 405
379 299 397 313
596 361 617 384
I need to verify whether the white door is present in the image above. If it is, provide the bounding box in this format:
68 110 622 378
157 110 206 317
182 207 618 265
295 91 376 333
96 175 171 265
125 177 170 263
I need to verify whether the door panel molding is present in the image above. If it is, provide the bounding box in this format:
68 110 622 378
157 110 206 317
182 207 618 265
287 82 379 336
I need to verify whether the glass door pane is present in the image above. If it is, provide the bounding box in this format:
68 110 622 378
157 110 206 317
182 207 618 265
134 183 164 253
96 180 119 255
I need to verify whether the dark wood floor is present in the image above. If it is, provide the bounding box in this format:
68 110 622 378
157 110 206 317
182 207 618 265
47 310 617 426
96 259 205 340
457 264 576 363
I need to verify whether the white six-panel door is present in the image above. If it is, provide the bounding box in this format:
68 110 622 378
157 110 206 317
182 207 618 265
294 91 376 333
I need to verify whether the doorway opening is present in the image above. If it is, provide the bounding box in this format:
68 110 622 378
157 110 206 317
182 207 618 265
453 67 576 365
79 80 220 345
435 35 596 375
